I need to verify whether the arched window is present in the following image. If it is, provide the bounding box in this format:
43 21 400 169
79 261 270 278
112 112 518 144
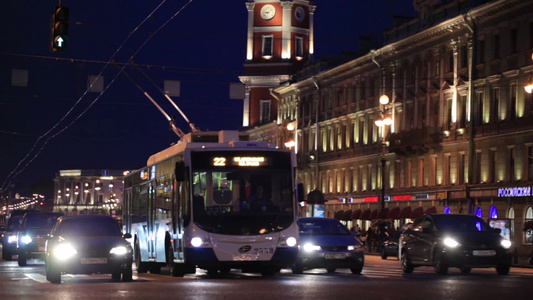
525 207 533 244
475 206 482 218
507 207 515 219
444 206 451 214
489 205 498 219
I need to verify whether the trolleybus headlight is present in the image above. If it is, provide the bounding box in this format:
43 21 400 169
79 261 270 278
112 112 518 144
110 246 128 255
500 239 511 249
53 243 77 260
191 237 203 248
278 236 297 247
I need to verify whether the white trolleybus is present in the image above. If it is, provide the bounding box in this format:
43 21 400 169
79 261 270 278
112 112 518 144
123 131 302 276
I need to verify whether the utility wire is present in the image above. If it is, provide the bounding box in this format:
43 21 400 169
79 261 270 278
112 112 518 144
1 0 195 193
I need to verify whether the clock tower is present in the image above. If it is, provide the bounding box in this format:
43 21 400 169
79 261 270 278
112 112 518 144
239 0 315 129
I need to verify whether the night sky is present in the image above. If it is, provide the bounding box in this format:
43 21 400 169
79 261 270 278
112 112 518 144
0 0 416 196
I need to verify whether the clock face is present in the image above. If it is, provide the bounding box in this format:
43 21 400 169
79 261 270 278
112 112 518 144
260 4 276 20
294 6 305 22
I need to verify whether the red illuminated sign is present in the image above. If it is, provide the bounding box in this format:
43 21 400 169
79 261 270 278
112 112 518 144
363 196 379 202
393 195 411 201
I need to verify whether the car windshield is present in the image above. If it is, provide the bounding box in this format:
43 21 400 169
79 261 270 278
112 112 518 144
432 215 491 233
57 218 122 237
298 219 351 235
6 216 23 231
24 213 61 229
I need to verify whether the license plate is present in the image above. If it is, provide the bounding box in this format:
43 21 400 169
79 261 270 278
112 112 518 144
81 257 107 264
232 254 258 261
325 253 346 259
473 250 496 257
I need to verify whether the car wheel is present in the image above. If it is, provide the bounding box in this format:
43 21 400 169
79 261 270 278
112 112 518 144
350 265 363 274
401 251 414 274
381 248 388 260
46 262 61 284
18 253 27 267
433 251 448 275
291 264 304 274
112 269 122 282
122 264 133 282
460 266 471 274
496 263 510 275
134 241 148 273
326 268 336 274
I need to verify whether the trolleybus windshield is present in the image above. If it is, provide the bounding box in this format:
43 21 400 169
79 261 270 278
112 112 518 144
190 150 294 235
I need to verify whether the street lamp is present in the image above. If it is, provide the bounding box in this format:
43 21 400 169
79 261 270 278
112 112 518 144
284 122 296 149
525 54 533 94
374 94 392 213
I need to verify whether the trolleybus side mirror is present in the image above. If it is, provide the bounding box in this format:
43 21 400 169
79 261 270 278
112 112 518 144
297 183 305 203
175 161 185 182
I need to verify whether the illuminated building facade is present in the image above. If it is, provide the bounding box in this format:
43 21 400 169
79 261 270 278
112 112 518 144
269 0 533 257
53 169 126 220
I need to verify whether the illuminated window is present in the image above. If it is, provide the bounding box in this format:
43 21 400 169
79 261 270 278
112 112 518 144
525 207 533 244
489 205 498 219
475 206 482 218
262 35 273 58
295 36 303 59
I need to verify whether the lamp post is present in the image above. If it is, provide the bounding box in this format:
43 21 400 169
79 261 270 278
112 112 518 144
375 94 392 213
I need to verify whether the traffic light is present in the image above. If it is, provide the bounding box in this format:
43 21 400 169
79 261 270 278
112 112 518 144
51 6 69 51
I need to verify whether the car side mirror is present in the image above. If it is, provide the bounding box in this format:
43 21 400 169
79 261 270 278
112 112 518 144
123 233 132 239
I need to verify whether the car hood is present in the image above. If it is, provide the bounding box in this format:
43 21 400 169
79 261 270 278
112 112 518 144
55 236 129 250
300 234 359 247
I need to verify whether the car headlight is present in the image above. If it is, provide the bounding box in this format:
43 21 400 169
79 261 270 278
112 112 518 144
500 239 512 249
110 246 128 255
348 244 362 251
20 235 32 245
7 235 17 244
443 237 460 248
53 244 77 260
303 243 321 252
278 236 297 247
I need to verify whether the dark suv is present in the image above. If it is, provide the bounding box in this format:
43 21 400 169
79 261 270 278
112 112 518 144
17 211 63 266
400 214 512 275
2 209 37 260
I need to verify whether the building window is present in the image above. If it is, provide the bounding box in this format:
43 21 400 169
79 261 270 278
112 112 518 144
262 35 273 58
493 34 500 59
475 206 483 218
510 28 518 53
260 99 271 124
458 153 465 184
527 145 533 181
489 149 496 183
418 158 424 187
525 207 533 244
491 88 500 123
477 39 485 64
510 84 517 120
295 36 303 59
475 151 481 184
509 147 515 182
461 45 468 68
489 206 498 219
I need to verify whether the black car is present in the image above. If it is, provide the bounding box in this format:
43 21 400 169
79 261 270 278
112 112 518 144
2 209 37 260
17 211 63 266
400 214 512 275
45 215 133 283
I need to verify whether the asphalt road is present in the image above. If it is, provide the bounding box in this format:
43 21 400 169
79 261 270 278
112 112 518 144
1 252 532 300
